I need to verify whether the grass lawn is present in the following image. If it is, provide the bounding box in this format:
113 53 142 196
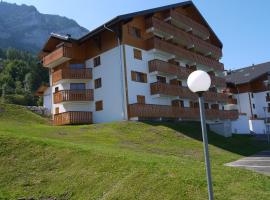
0 103 269 200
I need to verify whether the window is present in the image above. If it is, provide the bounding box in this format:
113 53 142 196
94 56 101 67
204 103 209 110
131 71 147 83
55 107 59 114
252 104 255 109
95 101 103 111
55 87 59 93
172 100 184 108
133 49 142 60
211 104 219 110
94 78 102 89
137 95 145 104
70 83 86 90
130 27 142 39
157 76 166 83
70 63 84 69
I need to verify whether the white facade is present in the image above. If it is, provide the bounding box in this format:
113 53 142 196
231 91 270 134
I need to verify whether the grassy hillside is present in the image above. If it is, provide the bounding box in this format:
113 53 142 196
0 104 269 200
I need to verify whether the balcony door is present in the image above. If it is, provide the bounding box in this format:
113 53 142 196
70 83 86 90
70 63 84 69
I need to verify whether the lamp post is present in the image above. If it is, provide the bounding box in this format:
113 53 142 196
187 70 214 200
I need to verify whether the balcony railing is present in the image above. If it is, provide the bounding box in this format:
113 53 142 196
169 10 210 40
43 46 72 68
149 59 193 79
146 17 222 59
149 59 226 88
52 68 92 84
53 111 92 125
54 89 94 104
147 37 224 71
128 103 238 120
228 98 237 105
150 82 228 102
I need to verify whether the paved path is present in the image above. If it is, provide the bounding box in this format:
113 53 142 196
225 151 270 176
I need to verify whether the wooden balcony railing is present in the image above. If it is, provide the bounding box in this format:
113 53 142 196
150 82 228 102
149 59 226 88
146 17 222 59
53 111 92 125
211 76 226 88
169 10 210 39
228 98 237 105
147 37 224 71
128 103 238 120
52 68 92 84
43 46 72 68
149 59 193 79
54 89 94 104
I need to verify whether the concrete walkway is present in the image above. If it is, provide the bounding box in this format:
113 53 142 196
225 151 270 176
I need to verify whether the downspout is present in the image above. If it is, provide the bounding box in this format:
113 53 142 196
103 24 128 120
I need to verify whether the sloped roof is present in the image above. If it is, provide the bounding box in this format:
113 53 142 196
41 1 223 52
225 62 270 85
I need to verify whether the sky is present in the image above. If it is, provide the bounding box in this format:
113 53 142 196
3 0 270 70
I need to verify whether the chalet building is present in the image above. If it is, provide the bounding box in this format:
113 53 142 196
38 1 238 126
225 62 270 134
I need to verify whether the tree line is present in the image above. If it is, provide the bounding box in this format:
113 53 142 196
0 48 48 105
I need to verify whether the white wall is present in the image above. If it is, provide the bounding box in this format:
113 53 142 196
86 46 125 123
249 120 266 134
231 115 250 134
234 93 251 116
253 91 270 118
43 87 52 112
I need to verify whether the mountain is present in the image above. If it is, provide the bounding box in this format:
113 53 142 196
0 1 89 53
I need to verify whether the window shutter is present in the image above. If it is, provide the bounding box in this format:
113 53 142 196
143 73 147 83
131 71 137 81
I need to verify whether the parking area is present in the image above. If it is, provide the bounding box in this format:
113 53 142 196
225 151 270 176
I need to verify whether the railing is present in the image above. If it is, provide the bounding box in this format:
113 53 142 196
128 103 238 120
52 68 92 84
53 111 92 125
170 10 210 39
147 37 224 71
54 89 94 104
43 46 72 67
149 59 226 88
228 98 237 105
146 17 222 59
149 59 193 79
150 82 228 102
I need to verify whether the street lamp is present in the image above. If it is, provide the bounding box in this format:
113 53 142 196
187 70 214 200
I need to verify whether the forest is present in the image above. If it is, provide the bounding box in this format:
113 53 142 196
0 48 48 105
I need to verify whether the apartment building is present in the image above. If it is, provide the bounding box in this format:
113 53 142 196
225 62 270 134
38 1 238 125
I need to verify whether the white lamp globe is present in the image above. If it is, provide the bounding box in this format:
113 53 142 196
187 70 211 93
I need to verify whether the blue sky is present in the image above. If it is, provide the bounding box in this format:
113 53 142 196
4 0 270 70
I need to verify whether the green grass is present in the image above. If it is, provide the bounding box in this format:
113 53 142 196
0 103 269 200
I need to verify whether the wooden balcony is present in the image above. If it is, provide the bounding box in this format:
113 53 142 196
149 59 226 88
168 10 210 40
52 68 92 84
43 46 72 68
53 111 92 125
150 82 228 102
147 37 224 71
149 59 193 79
228 98 237 105
54 89 94 104
128 103 238 120
146 17 222 59
211 76 226 88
